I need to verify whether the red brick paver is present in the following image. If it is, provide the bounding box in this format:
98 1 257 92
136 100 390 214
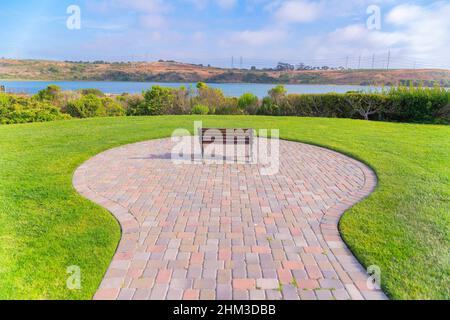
73 137 387 300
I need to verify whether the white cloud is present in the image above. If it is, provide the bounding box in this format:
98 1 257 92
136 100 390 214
274 0 322 23
216 0 237 10
114 0 170 13
183 0 209 10
181 0 237 10
139 14 167 28
327 24 403 49
310 2 450 68
385 4 424 25
227 28 287 46
386 3 450 59
64 0 450 68
192 31 206 42
90 0 170 29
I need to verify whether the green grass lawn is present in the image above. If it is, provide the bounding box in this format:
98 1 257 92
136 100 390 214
0 116 449 300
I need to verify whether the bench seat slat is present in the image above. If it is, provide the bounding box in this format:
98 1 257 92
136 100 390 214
199 128 255 158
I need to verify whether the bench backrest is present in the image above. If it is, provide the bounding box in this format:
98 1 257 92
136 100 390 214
199 128 255 145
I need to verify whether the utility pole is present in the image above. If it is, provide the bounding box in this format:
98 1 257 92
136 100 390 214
372 54 375 69
386 50 391 70
358 55 361 69
240 56 243 69
231 56 234 69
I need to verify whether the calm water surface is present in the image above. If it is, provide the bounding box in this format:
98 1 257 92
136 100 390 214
1 80 383 98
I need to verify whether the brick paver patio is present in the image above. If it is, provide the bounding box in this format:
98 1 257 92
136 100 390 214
73 138 387 300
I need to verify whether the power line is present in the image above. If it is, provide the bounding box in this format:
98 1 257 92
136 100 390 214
387 50 391 70
61 52 449 70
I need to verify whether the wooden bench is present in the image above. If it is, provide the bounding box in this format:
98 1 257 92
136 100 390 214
198 128 255 159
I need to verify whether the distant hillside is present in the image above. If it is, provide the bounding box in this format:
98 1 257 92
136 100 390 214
1 59 449 87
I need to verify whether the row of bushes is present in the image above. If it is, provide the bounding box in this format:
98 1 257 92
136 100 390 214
1 83 448 124
253 85 449 123
0 93 70 124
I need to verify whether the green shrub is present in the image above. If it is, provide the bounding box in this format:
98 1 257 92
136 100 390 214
65 94 106 118
215 97 241 115
2 84 448 125
388 86 449 122
78 88 105 97
257 97 280 116
257 85 287 116
35 85 62 102
0 93 70 124
135 86 175 116
238 93 259 115
117 94 145 116
284 93 354 118
435 104 450 124
193 83 226 113
196 82 208 90
269 85 287 105
345 93 389 120
0 93 9 109
191 104 209 115
170 87 192 115
58 91 82 113
102 97 125 116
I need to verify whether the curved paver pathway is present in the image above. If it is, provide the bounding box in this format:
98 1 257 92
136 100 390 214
73 138 387 300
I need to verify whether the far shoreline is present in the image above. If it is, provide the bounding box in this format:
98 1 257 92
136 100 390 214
0 78 382 86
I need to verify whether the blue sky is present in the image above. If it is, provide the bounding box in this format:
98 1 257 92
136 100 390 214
0 0 449 69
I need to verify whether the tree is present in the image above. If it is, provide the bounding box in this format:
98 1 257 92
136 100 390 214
269 85 287 105
141 86 175 115
296 63 306 70
194 83 226 114
345 93 387 120
196 82 208 90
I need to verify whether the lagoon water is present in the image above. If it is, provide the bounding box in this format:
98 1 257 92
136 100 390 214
1 80 383 98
